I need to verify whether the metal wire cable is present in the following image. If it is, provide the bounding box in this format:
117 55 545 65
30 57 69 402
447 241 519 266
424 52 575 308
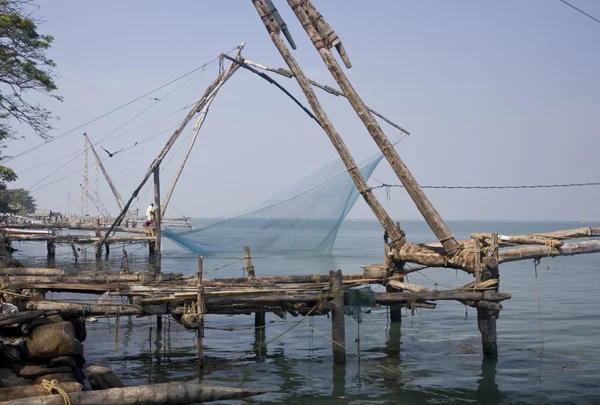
558 0 600 24
5 57 223 163
369 181 600 191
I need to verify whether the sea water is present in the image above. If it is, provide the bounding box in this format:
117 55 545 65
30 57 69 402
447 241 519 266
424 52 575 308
12 220 600 404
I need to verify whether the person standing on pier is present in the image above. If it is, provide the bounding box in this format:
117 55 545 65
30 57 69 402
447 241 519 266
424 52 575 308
144 203 155 231
146 203 155 222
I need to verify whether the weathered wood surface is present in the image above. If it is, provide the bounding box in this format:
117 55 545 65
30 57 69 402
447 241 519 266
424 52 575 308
0 223 146 234
0 268 65 276
26 301 144 317
0 310 55 327
251 0 405 248
387 279 429 293
475 227 600 246
6 234 154 243
0 382 82 402
375 291 511 304
0 381 266 405
330 269 345 364
498 240 600 263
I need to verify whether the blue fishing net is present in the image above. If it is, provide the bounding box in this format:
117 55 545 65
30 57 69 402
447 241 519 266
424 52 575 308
163 151 384 256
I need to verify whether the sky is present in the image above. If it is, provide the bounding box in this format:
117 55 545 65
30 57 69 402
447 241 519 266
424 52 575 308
4 0 600 221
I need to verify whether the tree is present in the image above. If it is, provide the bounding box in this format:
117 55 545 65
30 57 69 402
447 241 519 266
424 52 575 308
0 0 60 142
0 1 58 217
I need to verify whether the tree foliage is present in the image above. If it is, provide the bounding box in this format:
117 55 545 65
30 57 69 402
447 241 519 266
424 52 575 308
0 0 55 215
0 0 60 141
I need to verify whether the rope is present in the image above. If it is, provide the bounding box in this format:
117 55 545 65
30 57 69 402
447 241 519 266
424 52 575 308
41 379 71 405
203 257 244 275
301 320 402 376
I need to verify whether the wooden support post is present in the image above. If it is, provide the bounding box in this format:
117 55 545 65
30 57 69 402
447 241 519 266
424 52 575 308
46 240 55 259
244 246 255 279
104 242 110 258
153 166 161 270
329 269 346 364
286 0 459 255
252 0 405 249
121 248 129 273
148 241 155 256
94 217 100 238
71 244 79 263
156 315 162 333
197 255 205 369
384 237 402 323
478 233 500 357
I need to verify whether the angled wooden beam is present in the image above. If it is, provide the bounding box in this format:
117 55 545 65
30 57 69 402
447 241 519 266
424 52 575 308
251 0 405 249
286 0 460 256
84 134 124 210
96 44 245 255
161 59 240 217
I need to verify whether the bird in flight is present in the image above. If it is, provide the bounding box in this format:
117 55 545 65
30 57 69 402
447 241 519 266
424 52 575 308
101 146 123 157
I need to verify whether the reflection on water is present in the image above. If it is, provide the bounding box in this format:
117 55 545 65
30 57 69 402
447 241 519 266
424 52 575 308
11 220 600 403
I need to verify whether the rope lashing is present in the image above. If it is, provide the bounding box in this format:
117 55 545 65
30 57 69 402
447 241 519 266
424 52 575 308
41 379 71 405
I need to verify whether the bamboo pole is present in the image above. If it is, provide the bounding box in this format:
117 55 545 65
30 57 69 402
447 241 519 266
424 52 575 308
96 43 245 255
84 133 124 210
161 59 241 217
286 0 459 255
251 0 404 248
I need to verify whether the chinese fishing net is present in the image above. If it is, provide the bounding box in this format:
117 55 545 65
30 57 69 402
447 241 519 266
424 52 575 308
163 151 385 256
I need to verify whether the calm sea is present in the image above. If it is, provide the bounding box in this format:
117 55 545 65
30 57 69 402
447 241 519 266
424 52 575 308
13 219 600 404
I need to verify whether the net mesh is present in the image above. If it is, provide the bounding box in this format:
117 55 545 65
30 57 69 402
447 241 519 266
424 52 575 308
344 286 376 323
163 152 384 256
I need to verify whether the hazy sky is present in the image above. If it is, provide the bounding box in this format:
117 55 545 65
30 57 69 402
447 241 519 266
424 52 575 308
5 0 600 221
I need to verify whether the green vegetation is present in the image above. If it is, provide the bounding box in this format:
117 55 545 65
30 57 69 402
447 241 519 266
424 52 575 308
0 0 60 214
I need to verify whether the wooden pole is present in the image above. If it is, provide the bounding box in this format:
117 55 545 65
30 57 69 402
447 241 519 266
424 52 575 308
161 62 240 218
478 233 499 357
0 381 265 405
329 269 346 364
384 237 402 322
286 0 459 255
244 245 256 280
96 43 245 256
84 133 124 210
46 240 55 259
251 0 404 249
244 246 265 335
197 255 204 369
153 166 161 267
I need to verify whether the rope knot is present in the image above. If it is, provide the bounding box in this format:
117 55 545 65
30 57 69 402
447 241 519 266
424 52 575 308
41 379 71 405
